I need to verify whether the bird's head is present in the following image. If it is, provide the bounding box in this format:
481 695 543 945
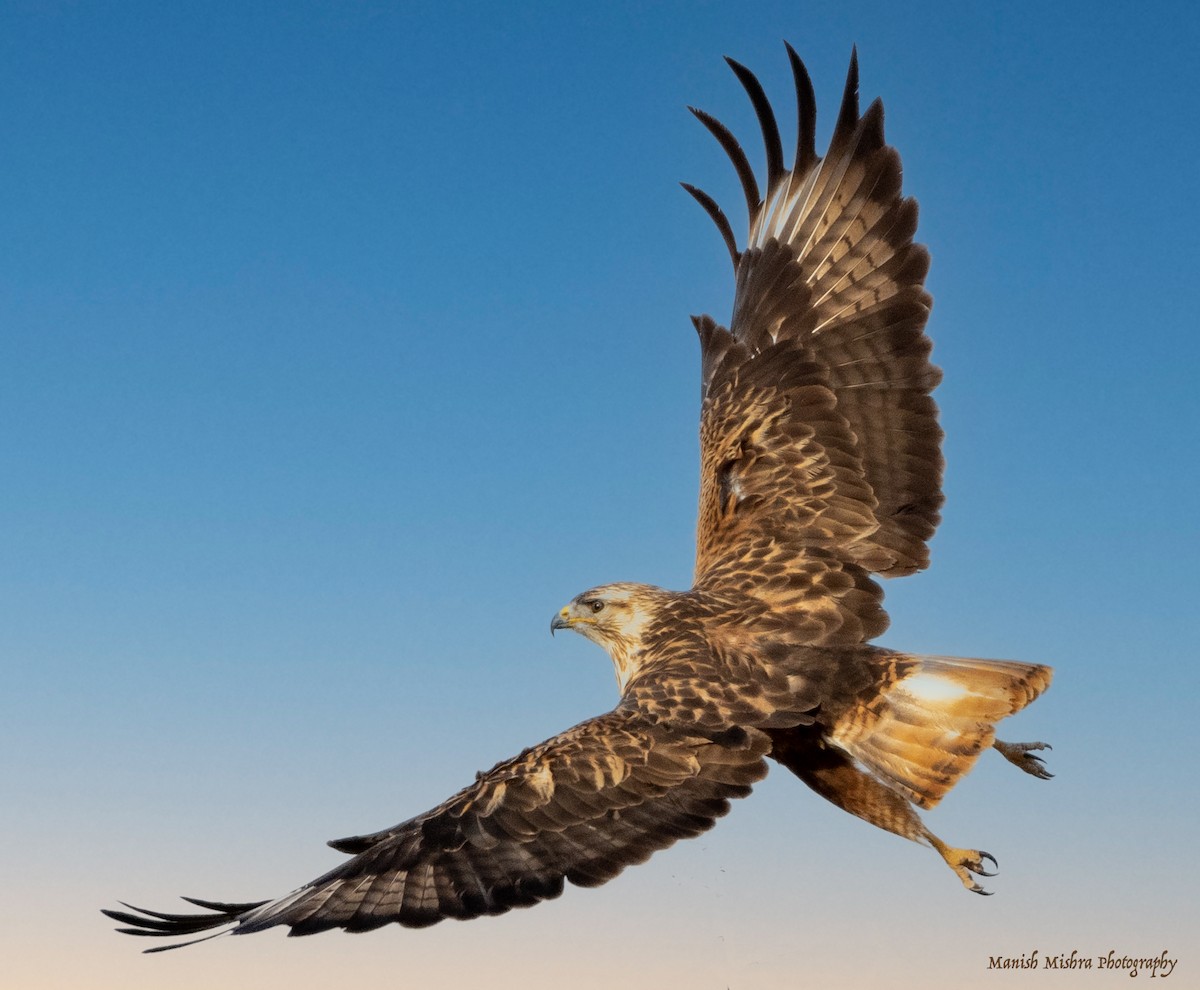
551 583 672 688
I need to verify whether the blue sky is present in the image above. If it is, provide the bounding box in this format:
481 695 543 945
3 2 1198 987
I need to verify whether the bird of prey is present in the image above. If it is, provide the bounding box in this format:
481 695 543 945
106 45 1052 952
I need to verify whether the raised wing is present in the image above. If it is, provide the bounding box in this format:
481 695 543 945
104 709 769 949
687 47 943 642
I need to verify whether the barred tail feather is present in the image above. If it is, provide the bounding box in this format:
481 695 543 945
831 655 1052 809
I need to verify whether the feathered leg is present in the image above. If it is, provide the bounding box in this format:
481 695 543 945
769 732 998 894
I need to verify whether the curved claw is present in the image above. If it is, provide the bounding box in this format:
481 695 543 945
966 852 998 894
975 851 998 878
1025 755 1054 780
929 835 1001 894
994 740 1055 779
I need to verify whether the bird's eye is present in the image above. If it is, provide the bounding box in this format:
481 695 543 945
589 600 606 614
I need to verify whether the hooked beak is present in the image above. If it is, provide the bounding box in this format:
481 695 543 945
550 610 571 636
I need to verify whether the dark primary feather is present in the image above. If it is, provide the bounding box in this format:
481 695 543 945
724 56 785 190
102 898 269 952
784 42 818 173
680 182 738 270
688 106 760 217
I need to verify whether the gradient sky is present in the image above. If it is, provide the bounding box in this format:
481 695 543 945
3 2 1198 988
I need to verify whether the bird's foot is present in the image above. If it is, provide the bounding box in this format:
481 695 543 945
994 740 1054 779
927 834 998 895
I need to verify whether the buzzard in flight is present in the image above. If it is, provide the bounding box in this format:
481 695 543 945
106 45 1052 951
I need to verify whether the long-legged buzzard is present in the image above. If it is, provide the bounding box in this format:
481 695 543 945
106 45 1052 952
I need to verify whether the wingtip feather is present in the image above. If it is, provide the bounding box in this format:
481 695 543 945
681 182 739 269
835 45 861 141
724 54 785 190
783 41 817 171
688 104 761 217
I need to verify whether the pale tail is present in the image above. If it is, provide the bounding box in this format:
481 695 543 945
831 656 1052 809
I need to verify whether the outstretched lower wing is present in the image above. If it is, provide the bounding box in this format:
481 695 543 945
687 47 943 641
104 709 769 949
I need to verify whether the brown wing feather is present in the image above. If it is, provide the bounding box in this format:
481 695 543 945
110 710 769 945
687 48 943 619
692 315 890 644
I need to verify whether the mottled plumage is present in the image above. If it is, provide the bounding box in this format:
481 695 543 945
106 46 1052 952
